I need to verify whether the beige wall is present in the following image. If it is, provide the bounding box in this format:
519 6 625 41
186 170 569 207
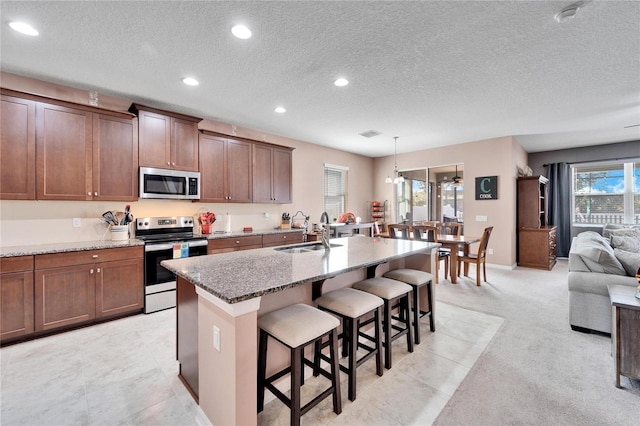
373 136 529 268
0 72 529 268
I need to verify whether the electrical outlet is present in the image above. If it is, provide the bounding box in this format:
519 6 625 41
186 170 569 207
263 212 269 219
488 248 494 255
213 326 220 351
72 218 82 228
475 215 488 222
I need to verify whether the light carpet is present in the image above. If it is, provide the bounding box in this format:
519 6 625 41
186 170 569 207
433 259 640 425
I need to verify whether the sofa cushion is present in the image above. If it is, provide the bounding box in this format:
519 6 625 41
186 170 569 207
569 232 626 275
614 248 640 277
603 224 640 239
610 235 640 253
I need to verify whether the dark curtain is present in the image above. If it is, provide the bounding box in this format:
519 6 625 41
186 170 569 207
546 162 572 257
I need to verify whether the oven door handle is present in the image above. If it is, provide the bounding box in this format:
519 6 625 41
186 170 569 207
189 239 209 248
145 239 209 252
145 243 175 252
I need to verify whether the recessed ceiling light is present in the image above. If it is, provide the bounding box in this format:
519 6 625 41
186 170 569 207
274 106 286 113
334 78 349 87
9 21 39 36
232 24 252 39
182 77 199 86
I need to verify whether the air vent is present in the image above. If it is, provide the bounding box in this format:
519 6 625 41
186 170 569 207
359 130 382 138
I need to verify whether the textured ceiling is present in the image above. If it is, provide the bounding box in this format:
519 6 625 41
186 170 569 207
1 1 639 157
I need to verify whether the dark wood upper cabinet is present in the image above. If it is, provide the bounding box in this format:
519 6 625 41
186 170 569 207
253 143 293 204
36 102 93 200
2 90 137 201
199 133 227 202
1 95 36 200
130 104 201 172
199 132 252 203
226 138 253 202
93 114 138 201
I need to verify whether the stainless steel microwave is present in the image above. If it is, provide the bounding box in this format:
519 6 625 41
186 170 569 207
139 167 200 200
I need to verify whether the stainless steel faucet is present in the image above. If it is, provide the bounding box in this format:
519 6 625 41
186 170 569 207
319 211 331 249
321 223 331 249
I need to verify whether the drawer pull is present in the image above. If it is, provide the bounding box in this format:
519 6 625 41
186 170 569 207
235 240 240 244
283 236 287 239
92 254 99 259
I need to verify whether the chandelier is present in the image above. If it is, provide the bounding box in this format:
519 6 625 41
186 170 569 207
385 137 405 184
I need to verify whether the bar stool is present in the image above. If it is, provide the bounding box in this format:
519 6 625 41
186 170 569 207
257 304 342 426
383 268 435 344
352 277 414 369
315 288 384 401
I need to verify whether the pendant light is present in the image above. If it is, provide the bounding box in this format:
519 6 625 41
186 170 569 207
385 137 405 184
452 164 463 187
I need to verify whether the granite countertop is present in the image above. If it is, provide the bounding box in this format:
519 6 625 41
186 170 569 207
161 236 439 304
0 239 145 258
0 228 303 257
200 228 304 239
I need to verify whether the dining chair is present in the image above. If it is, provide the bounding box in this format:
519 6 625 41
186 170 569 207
387 224 412 240
440 222 462 236
457 226 494 286
412 225 449 283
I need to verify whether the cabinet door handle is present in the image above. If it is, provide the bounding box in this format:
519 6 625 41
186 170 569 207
97 268 101 273
94 192 98 196
172 162 176 166
88 192 92 196
167 162 171 166
90 268 94 274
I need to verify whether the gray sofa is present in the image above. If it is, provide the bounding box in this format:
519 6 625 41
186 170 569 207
568 225 640 334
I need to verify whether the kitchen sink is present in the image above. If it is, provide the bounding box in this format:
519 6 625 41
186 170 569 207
274 242 342 253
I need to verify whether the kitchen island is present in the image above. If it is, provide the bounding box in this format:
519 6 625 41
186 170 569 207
162 236 438 425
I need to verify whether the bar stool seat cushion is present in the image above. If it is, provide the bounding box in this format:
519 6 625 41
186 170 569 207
316 288 383 318
259 304 340 348
384 269 434 286
352 277 412 300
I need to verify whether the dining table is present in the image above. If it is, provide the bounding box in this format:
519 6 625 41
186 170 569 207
435 234 481 284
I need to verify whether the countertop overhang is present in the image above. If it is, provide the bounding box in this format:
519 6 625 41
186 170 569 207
161 236 439 304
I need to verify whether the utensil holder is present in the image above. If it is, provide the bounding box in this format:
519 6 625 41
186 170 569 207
201 223 212 234
111 225 129 241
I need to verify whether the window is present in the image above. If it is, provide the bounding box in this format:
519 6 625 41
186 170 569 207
324 164 348 222
572 160 640 225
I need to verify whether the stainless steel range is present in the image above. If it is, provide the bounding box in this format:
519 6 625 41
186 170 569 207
136 216 208 313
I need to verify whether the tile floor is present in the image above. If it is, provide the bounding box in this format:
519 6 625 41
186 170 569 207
0 302 503 425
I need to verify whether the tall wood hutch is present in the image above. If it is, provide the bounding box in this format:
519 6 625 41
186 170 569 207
517 176 557 270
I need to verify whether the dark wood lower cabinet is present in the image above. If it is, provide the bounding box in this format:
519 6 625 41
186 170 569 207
96 258 144 318
35 264 96 331
518 226 557 270
177 276 199 400
0 247 145 343
0 256 35 340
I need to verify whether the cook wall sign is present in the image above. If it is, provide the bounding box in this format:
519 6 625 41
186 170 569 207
475 176 498 200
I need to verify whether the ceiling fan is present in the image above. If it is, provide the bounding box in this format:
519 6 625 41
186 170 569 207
452 164 463 187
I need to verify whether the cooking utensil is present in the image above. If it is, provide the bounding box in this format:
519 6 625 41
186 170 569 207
102 211 118 226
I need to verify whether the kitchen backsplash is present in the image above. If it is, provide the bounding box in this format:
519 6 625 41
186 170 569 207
0 200 291 247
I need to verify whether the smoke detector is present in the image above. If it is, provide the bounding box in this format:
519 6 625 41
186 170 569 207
555 3 581 23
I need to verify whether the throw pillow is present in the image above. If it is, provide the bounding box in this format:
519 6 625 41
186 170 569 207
573 235 627 275
603 225 640 239
614 248 640 277
610 235 640 253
